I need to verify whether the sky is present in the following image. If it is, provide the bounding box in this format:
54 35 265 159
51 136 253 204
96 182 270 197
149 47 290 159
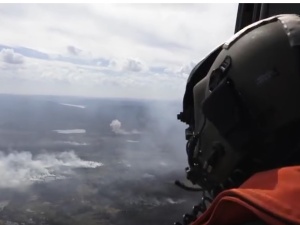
0 3 238 100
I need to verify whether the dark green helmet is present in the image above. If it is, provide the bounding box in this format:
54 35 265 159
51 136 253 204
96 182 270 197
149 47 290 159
178 14 300 191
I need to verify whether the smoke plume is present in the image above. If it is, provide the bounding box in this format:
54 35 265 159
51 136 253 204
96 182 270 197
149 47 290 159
110 119 140 135
0 150 103 189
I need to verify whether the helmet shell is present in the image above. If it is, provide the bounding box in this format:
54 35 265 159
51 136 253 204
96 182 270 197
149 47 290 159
193 14 300 184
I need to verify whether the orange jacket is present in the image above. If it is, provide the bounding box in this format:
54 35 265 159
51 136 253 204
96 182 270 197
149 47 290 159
192 166 300 225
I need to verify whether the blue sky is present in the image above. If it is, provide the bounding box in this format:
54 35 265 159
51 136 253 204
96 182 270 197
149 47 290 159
0 4 238 99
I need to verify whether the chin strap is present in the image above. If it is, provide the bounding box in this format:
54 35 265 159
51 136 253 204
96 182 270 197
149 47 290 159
173 166 249 225
173 186 213 225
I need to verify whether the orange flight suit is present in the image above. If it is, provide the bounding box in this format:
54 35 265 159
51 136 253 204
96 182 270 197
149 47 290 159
192 166 300 225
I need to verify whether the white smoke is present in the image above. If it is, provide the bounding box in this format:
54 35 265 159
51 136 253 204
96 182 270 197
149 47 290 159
60 103 86 109
0 150 103 189
110 119 140 135
126 140 139 143
129 196 186 208
53 129 86 134
165 198 186 205
57 141 89 146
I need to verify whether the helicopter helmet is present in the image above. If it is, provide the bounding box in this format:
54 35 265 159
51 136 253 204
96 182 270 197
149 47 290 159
177 14 300 193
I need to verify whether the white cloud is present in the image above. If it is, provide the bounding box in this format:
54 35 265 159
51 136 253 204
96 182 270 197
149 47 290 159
122 58 147 72
108 57 147 72
164 61 197 77
0 4 237 64
0 4 238 99
67 45 82 56
178 61 197 76
0 55 189 99
0 48 24 64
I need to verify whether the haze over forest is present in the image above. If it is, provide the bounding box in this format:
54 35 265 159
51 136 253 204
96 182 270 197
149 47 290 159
0 94 198 225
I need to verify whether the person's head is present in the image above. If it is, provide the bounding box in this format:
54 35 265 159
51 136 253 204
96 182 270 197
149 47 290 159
178 14 300 195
